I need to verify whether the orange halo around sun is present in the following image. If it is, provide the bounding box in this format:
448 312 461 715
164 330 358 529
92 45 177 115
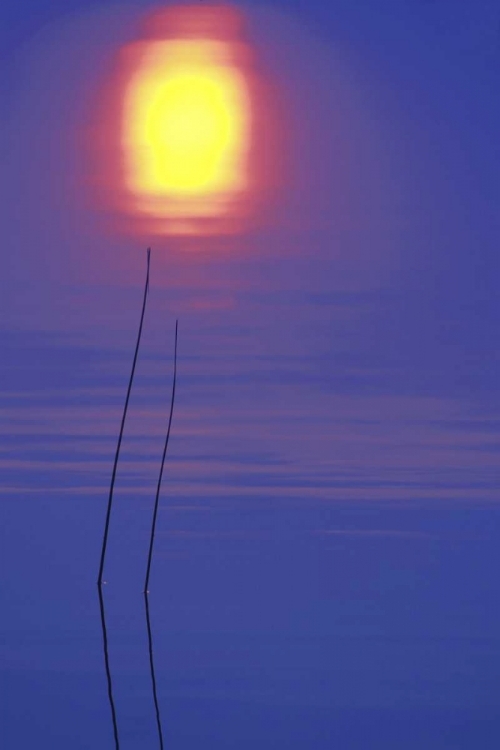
91 4 282 237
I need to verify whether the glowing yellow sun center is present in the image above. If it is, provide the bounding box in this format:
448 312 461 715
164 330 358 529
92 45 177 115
122 40 250 216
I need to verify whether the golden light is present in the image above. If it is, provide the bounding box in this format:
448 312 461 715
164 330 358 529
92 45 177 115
123 40 251 209
88 4 283 237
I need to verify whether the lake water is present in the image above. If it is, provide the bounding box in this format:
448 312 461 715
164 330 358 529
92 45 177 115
2 265 500 749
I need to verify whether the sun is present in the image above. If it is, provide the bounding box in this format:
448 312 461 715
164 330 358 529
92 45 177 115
88 4 282 237
124 41 250 197
122 38 251 221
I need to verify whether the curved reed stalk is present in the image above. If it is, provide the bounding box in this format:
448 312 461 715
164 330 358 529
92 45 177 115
144 320 178 593
98 248 151 586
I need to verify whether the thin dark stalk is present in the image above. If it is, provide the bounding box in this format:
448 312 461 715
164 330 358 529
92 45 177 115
143 591 165 749
98 248 151 587
144 320 178 593
97 585 120 749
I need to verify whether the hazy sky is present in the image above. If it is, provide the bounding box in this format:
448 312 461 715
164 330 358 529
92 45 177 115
2 2 500 748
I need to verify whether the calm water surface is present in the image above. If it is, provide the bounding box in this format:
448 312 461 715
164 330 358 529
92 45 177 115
2 274 500 749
